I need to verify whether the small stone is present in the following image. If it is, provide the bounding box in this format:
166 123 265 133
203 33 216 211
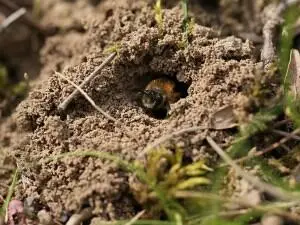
242 190 262 206
59 210 71 224
37 210 53 225
261 214 283 225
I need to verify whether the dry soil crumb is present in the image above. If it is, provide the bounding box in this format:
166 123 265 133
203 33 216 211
0 0 271 221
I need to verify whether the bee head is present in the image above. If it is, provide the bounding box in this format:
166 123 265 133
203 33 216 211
141 89 167 111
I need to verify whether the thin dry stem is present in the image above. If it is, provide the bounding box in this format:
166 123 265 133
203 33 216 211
174 191 253 208
124 210 145 225
206 136 300 201
176 190 300 219
271 129 300 140
213 205 300 222
0 8 26 32
65 208 92 225
58 52 117 111
0 0 49 35
234 128 300 164
273 119 291 128
55 71 139 143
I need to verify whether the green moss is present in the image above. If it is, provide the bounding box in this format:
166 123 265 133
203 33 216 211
104 42 122 55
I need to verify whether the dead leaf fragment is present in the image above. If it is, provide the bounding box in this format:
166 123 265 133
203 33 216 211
286 49 300 99
209 105 237 130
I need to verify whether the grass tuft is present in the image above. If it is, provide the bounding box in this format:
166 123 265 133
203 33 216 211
104 42 122 55
49 148 212 222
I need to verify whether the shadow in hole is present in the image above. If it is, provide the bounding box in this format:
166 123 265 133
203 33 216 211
293 33 300 50
62 65 191 121
133 72 191 119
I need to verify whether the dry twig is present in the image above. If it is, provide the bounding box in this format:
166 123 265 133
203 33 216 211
234 128 300 164
175 190 300 220
55 71 138 142
0 8 26 32
65 208 92 225
58 52 117 111
206 136 300 201
273 119 291 128
0 0 49 35
212 206 300 222
271 129 300 140
124 210 145 225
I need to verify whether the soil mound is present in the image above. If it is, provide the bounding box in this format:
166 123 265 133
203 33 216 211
1 0 267 220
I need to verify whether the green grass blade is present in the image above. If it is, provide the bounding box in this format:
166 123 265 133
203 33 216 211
181 0 189 45
0 169 19 216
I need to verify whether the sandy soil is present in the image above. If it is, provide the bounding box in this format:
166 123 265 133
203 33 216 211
0 0 279 222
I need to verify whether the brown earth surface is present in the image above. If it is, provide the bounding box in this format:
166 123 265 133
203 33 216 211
0 0 280 222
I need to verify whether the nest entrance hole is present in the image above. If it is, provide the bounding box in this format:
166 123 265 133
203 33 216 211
135 72 191 119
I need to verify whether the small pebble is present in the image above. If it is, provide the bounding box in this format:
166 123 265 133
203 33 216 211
37 210 53 225
242 190 262 206
261 214 283 225
60 210 71 224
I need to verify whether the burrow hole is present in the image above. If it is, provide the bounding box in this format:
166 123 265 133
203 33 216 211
134 72 191 120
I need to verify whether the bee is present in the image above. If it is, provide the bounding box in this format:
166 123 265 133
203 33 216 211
140 77 181 118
